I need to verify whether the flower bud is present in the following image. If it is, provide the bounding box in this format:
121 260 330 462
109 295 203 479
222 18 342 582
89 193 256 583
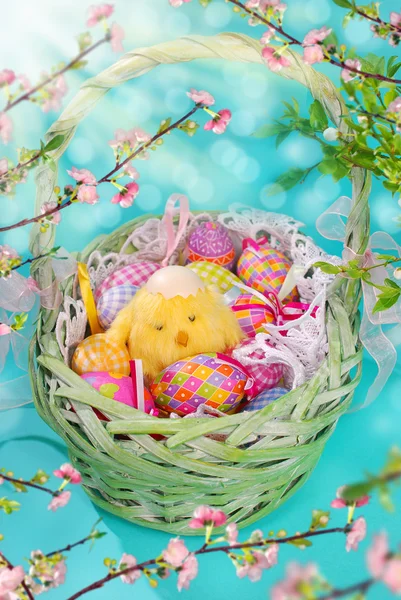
323 127 339 141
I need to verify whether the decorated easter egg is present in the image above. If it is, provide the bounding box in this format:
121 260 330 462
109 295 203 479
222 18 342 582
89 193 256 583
186 261 242 293
94 261 160 301
150 353 249 416
243 387 289 411
232 340 283 397
96 284 139 329
186 221 235 269
231 293 276 338
237 239 297 299
72 334 130 376
81 371 155 413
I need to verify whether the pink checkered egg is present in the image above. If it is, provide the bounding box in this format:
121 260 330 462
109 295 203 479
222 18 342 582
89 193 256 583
94 261 160 301
232 340 283 398
150 353 249 417
231 293 276 338
81 371 155 413
237 241 297 300
96 284 139 330
186 222 235 270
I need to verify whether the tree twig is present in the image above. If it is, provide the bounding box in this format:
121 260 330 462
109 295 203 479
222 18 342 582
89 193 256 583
0 551 35 600
1 473 57 497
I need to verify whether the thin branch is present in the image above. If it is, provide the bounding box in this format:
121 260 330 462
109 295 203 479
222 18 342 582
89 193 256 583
0 473 56 497
319 577 374 599
0 105 201 234
46 534 97 558
0 551 34 600
227 0 401 84
0 151 41 183
10 249 58 271
355 8 401 35
3 35 110 114
65 525 350 600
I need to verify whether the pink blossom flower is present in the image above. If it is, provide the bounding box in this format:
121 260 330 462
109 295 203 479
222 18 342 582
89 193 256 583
132 127 151 144
48 490 71 511
77 185 99 205
26 277 40 293
53 463 82 484
237 544 278 582
382 557 401 594
262 47 291 72
169 0 191 7
52 561 67 588
110 22 125 53
189 506 227 529
87 3 114 27
18 74 31 91
388 97 401 114
162 538 189 567
0 476 4 483
271 562 318 600
226 523 238 545
204 109 231 135
258 0 286 14
119 553 141 584
331 486 370 509
67 167 97 185
367 533 389 579
390 12 401 28
346 517 367 552
186 88 215 105
177 554 198 591
42 75 68 113
0 324 11 336
260 28 275 44
303 26 332 46
0 158 7 175
303 45 324 65
0 69 16 86
123 164 140 179
108 128 150 150
0 565 25 597
41 201 61 225
341 58 362 83
111 181 139 208
0 112 13 144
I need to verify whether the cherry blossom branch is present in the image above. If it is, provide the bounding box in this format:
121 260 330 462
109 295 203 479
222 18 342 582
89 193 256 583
0 551 35 600
227 0 401 84
65 525 350 600
0 104 201 233
355 8 401 35
0 152 41 182
10 248 59 271
319 577 374 599
1 473 57 497
3 35 110 114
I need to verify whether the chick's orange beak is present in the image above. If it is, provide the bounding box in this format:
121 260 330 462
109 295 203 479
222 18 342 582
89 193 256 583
176 330 189 347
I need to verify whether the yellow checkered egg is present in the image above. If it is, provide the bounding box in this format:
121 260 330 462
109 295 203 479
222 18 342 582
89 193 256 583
150 353 248 417
237 247 297 300
186 261 242 293
71 334 130 376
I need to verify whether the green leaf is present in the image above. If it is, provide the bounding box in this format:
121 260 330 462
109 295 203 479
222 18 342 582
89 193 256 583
276 130 291 148
253 123 288 138
318 159 338 175
331 0 351 6
314 261 341 275
266 168 307 197
287 537 313 548
377 254 397 261
373 293 400 314
384 89 398 108
387 56 401 78
384 278 401 291
310 509 330 531
378 485 395 512
198 0 212 6
341 482 374 502
43 135 65 153
309 100 329 131
157 117 172 134
69 60 88 70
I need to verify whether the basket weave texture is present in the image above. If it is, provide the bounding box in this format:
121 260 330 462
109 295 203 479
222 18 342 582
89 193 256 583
29 34 371 534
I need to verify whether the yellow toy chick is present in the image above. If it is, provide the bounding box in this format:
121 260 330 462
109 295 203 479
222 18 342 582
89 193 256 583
106 265 244 380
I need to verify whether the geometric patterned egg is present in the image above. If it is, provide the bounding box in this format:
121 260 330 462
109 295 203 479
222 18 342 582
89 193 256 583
231 293 276 337
237 245 294 298
71 334 130 376
150 353 248 416
186 222 235 270
186 261 242 293
94 261 160 301
243 387 289 412
96 284 139 329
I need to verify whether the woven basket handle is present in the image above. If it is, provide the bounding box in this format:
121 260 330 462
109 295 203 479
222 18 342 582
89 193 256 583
30 32 370 293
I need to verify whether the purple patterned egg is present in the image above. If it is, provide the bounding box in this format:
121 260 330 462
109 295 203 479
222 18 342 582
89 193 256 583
96 284 139 330
186 222 235 270
243 387 288 412
150 353 249 416
94 262 160 301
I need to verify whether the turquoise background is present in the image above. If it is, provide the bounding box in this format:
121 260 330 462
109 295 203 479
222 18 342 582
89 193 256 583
1 0 401 598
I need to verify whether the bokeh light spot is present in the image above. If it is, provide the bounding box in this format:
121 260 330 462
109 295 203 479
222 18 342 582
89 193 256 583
204 3 232 28
135 184 163 212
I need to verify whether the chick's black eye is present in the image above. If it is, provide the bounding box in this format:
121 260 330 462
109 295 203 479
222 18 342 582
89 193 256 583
155 324 163 331
188 315 196 322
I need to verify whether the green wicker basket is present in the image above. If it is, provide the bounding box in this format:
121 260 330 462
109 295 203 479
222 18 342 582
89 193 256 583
29 33 371 535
